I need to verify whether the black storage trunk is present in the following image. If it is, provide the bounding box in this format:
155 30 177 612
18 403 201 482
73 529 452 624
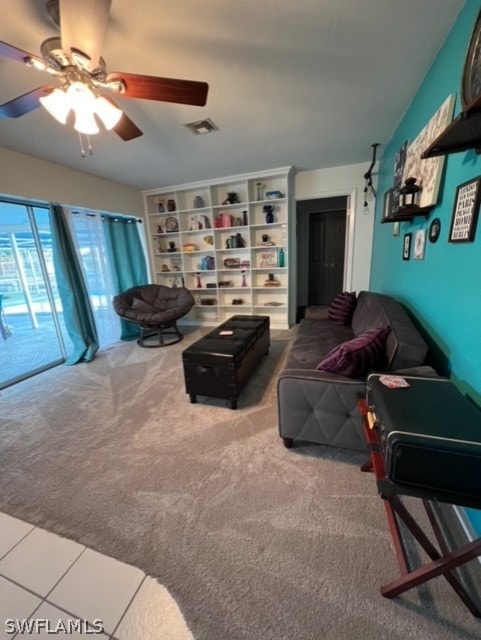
182 315 270 409
366 373 481 505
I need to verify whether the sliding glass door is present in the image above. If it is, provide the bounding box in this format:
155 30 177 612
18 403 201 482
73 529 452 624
0 201 68 388
0 200 144 387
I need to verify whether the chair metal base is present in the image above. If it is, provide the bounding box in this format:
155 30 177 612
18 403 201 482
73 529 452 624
137 321 184 348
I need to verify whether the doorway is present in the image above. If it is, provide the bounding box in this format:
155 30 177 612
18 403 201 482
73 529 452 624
296 196 348 320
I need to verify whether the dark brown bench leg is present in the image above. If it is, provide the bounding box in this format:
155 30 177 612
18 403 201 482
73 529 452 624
229 398 238 410
282 437 294 448
189 394 197 403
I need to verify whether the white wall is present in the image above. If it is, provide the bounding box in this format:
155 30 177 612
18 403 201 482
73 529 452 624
0 146 143 215
295 162 375 295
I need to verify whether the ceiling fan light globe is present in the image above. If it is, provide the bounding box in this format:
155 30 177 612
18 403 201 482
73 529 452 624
95 96 122 130
66 81 96 111
73 109 100 135
39 88 71 124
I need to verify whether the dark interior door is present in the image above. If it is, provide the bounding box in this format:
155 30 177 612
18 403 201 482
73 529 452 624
308 210 346 306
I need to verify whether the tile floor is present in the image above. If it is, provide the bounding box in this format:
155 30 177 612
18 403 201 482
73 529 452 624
0 512 193 640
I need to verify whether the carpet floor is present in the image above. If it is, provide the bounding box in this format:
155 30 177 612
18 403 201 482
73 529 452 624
1 325 481 639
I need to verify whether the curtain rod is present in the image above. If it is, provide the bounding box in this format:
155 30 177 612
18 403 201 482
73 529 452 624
71 210 143 224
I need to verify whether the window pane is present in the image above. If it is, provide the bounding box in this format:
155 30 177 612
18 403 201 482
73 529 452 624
0 202 67 388
70 212 120 348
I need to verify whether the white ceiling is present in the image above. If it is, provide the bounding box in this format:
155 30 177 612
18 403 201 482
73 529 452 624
0 0 466 190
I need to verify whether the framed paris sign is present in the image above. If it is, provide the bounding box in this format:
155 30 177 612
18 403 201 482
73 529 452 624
449 176 481 243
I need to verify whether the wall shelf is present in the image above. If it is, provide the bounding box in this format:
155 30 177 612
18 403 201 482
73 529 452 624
422 95 481 159
381 206 433 224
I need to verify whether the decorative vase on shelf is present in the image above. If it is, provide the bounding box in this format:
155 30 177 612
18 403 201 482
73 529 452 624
263 204 275 224
278 248 285 267
256 182 264 201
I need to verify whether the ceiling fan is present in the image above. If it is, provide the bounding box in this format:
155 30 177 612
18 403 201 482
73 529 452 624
0 0 209 144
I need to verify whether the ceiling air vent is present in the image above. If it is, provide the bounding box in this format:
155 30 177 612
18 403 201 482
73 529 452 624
184 118 219 135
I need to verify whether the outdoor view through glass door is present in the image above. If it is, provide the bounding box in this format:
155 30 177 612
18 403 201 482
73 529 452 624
0 201 68 388
0 201 126 389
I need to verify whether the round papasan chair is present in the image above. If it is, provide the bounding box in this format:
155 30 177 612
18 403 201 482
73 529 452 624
113 284 195 347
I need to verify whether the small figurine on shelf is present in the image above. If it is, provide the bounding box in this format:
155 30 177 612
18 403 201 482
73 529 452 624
264 273 280 287
155 196 165 213
258 233 274 246
167 241 177 253
194 195 205 209
196 272 202 288
242 210 248 226
157 219 165 234
235 233 246 248
263 204 275 223
241 270 248 287
222 192 240 205
167 199 176 212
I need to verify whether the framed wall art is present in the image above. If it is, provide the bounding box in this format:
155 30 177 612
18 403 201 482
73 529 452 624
413 229 426 260
402 95 455 208
392 141 408 212
383 188 394 219
403 233 412 260
449 176 481 243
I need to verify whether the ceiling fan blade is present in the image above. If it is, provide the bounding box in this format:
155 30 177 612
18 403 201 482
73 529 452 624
0 87 54 118
0 40 43 66
59 0 112 69
100 96 143 140
107 72 209 106
113 112 143 141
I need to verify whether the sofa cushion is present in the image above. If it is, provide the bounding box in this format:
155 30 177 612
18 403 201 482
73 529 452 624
316 326 391 377
283 319 355 371
352 291 428 370
328 291 357 325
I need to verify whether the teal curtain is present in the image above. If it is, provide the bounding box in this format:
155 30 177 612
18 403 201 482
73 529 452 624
102 215 148 340
49 204 99 364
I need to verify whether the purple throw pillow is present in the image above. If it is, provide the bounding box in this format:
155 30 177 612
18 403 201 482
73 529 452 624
316 326 391 377
328 291 357 325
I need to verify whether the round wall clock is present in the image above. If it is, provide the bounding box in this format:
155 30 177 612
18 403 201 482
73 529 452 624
165 216 179 232
461 10 481 109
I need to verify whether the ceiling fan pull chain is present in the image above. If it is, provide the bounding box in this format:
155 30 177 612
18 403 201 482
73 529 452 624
78 132 86 158
77 132 94 158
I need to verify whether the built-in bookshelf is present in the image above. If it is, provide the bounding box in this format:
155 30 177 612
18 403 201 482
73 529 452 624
143 167 293 328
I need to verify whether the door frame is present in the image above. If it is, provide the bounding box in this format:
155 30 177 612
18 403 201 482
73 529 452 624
292 188 355 317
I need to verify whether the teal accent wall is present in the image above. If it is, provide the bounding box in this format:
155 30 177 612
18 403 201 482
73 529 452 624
370 0 481 535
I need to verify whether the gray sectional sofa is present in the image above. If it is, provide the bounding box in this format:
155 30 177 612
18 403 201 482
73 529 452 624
277 291 429 451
